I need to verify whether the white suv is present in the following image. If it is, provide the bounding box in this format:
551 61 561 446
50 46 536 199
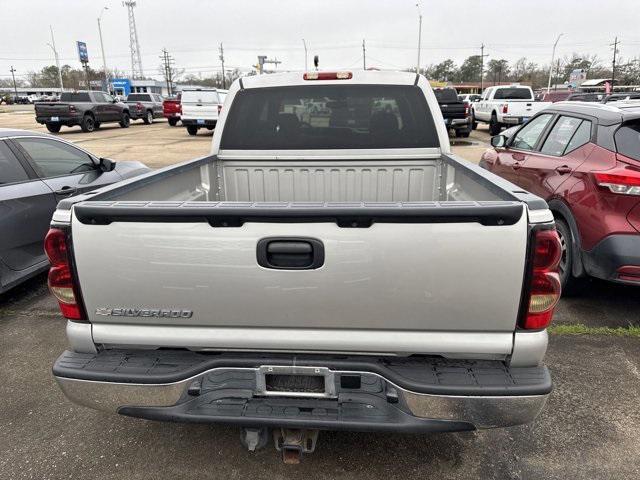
180 88 228 136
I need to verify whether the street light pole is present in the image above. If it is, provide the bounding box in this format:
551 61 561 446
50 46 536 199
98 7 109 92
302 39 308 71
10 66 18 101
48 25 64 91
547 33 564 94
416 3 423 74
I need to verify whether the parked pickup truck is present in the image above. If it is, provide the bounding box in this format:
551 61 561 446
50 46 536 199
49 71 560 461
473 85 552 135
35 91 130 133
163 93 182 126
433 87 471 137
124 93 164 124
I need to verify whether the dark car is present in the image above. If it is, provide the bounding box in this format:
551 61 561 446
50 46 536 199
433 87 471 137
0 129 150 294
480 102 640 291
124 93 164 124
567 93 603 102
602 92 640 104
35 91 131 133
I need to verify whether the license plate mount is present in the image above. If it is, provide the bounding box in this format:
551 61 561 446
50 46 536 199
255 365 336 398
197 119 205 125
51 116 59 122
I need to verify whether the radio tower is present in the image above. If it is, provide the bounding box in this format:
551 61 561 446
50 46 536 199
123 1 143 79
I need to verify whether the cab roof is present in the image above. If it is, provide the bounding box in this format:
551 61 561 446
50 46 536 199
240 70 420 89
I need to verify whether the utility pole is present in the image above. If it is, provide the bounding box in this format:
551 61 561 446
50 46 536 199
302 39 308 70
362 39 366 70
98 7 109 92
479 43 489 93
611 36 620 93
416 3 422 74
547 33 564 93
159 49 174 96
219 43 226 89
10 66 18 101
48 26 64 91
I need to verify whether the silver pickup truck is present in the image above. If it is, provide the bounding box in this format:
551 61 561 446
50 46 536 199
48 71 561 461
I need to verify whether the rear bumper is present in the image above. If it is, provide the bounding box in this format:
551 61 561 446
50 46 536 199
181 118 216 128
502 116 527 125
36 115 81 126
53 349 550 432
582 234 640 285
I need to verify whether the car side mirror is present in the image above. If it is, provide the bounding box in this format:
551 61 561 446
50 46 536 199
99 157 116 172
491 135 507 148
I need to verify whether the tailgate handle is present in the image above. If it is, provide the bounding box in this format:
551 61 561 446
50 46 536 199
257 238 324 270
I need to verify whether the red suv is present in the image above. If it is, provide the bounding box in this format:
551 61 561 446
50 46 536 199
480 102 640 290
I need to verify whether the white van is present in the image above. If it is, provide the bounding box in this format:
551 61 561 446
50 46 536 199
180 88 228 136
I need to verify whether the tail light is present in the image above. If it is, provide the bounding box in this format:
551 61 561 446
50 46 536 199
502 104 508 114
218 104 222 115
522 228 562 329
68 105 76 114
44 228 86 321
303 71 353 81
464 103 469 116
594 167 640 195
136 102 144 112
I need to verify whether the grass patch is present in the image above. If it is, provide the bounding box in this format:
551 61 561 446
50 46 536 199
549 323 640 337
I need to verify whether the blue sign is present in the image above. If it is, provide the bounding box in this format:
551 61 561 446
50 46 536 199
111 78 132 96
77 41 89 63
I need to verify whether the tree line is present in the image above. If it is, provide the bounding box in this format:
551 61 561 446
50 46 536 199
420 53 640 88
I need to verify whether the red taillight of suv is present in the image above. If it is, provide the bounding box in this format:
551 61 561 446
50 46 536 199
44 228 86 321
136 102 144 112
502 104 508 114
594 167 640 196
522 229 562 329
68 105 77 114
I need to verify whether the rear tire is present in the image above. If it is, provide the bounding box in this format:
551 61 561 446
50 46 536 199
489 114 502 136
80 115 95 133
455 129 471 138
143 110 154 125
471 112 478 130
119 113 130 128
186 125 198 136
93 122 101 129
45 123 61 133
555 217 582 295
168 117 178 127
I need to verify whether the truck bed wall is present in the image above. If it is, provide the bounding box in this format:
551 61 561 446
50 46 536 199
110 156 507 204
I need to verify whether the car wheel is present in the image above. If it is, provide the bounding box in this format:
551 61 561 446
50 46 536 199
471 112 478 130
489 114 501 136
555 217 581 295
119 113 130 128
187 125 198 136
168 117 178 127
143 110 153 125
455 129 471 138
94 122 101 129
80 115 95 133
45 123 61 133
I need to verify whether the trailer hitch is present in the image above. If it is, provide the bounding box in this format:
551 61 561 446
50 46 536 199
273 428 319 464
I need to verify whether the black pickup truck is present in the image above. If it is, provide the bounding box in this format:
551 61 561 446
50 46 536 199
433 87 471 138
35 91 130 133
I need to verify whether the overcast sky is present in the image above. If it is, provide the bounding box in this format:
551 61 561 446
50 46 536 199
1 0 639 81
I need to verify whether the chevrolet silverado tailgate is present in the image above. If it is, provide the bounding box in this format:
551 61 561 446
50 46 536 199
69 201 528 355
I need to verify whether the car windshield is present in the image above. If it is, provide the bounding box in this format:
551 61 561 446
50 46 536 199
182 91 220 104
434 89 459 103
221 84 439 150
493 88 532 100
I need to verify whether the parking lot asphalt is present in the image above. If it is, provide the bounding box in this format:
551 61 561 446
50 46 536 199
0 106 639 479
